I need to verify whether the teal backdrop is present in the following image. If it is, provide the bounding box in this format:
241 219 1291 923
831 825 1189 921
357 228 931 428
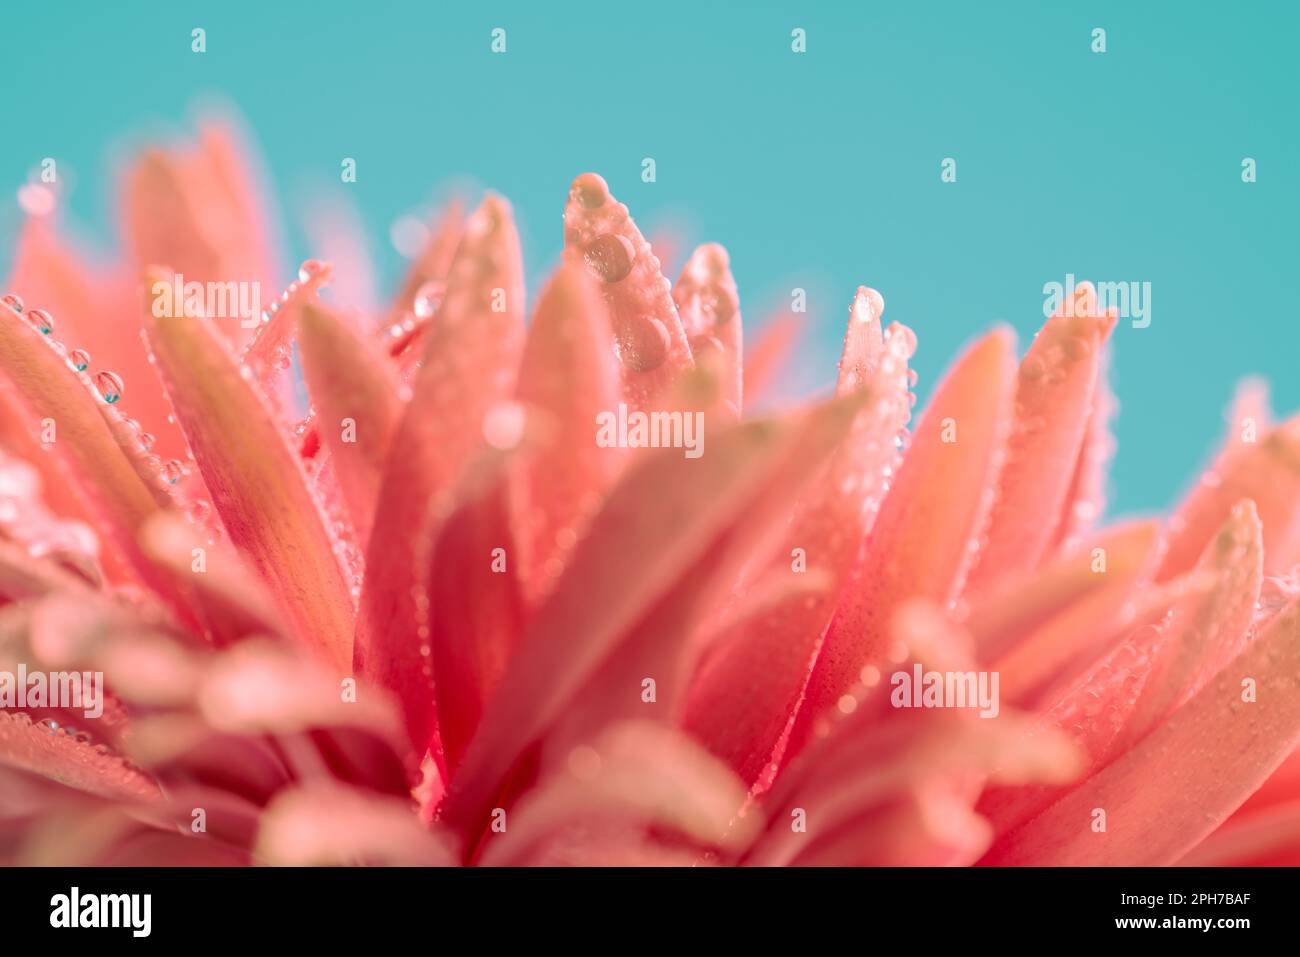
3 0 1296 515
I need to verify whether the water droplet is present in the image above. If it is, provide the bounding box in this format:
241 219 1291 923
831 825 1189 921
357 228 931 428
1021 356 1047 381
413 280 443 319
161 459 183 485
138 432 155 453
68 348 90 371
27 308 53 334
890 323 918 359
483 401 526 450
2 293 23 313
570 172 609 210
855 287 885 324
95 371 124 404
614 317 670 372
583 233 636 283
298 259 324 283
1065 336 1092 360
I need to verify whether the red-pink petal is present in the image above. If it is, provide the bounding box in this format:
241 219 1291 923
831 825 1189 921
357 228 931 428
984 590 1300 865
782 327 1015 764
298 302 402 548
562 173 692 409
511 264 622 604
355 196 525 760
441 393 868 849
964 283 1117 595
144 270 355 669
672 244 743 416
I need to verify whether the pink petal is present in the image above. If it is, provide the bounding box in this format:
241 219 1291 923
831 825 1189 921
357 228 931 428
1179 800 1300 866
477 722 756 866
511 264 623 604
144 269 355 669
1049 347 1115 551
751 604 1079 869
424 452 526 776
355 196 525 760
240 264 333 406
138 512 286 645
785 328 1017 761
987 522 1162 707
562 173 693 409
255 785 454 866
682 311 914 787
964 283 1117 595
742 311 801 410
0 711 158 802
0 294 185 599
298 302 402 547
672 244 743 416
984 590 1300 865
387 199 464 336
5 218 188 460
1115 499 1262 749
967 520 1160 663
441 393 868 849
1159 413 1300 580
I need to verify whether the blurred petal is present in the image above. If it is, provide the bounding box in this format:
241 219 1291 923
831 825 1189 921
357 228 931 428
479 722 755 865
442 393 867 848
255 785 453 866
673 244 742 416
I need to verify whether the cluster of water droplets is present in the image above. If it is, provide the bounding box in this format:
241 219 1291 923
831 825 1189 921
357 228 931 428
2 293 200 507
239 259 334 389
236 261 367 601
854 319 918 528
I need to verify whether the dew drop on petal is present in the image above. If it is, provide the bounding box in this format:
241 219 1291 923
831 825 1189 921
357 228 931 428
1021 355 1047 381
615 317 671 372
161 459 183 485
1 294 23 314
298 259 324 283
891 323 917 360
413 280 443 319
856 287 885 324
27 308 53 334
94 371 124 404
138 432 155 453
483 401 526 450
570 172 610 210
583 233 636 283
68 348 90 371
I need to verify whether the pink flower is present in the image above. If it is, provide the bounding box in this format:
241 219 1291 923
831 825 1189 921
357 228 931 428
1 119 1298 866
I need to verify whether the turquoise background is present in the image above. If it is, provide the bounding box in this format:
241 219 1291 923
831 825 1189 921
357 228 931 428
2 0 1296 516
